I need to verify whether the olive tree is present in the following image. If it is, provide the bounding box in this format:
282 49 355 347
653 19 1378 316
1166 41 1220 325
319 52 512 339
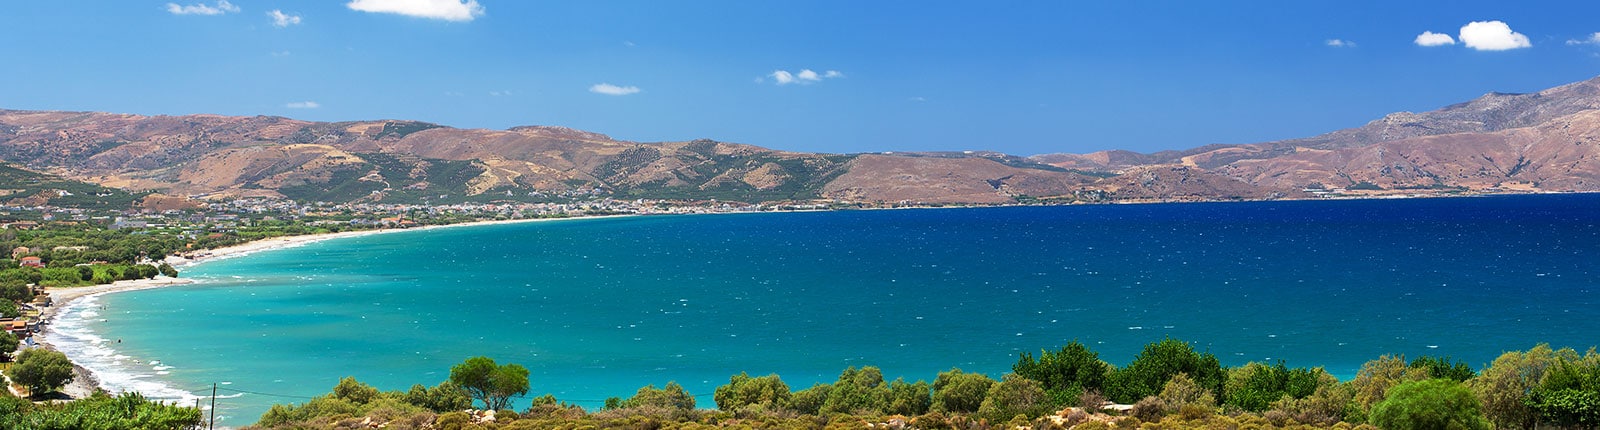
448 356 529 411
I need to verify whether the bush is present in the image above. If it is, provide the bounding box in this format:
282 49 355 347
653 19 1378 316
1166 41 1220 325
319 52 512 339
976 374 1051 422
1104 338 1225 404
1468 344 1574 429
1223 361 1327 412
931 368 994 414
1525 351 1600 429
1368 379 1490 430
714 372 791 411
820 366 888 415
1409 356 1476 382
1012 341 1111 406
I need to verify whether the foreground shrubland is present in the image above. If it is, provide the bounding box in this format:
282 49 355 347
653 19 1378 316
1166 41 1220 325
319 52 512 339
238 340 1600 430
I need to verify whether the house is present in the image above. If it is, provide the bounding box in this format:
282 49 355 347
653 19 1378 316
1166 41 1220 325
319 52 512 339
10 246 29 259
3 221 39 230
19 256 44 268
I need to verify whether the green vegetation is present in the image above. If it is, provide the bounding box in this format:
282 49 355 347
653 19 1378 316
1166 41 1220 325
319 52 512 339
1368 379 1490 430
0 391 201 430
0 162 148 210
450 356 531 412
6 349 76 396
215 341 1600 430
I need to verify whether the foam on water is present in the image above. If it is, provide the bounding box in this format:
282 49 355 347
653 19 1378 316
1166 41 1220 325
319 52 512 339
49 294 202 406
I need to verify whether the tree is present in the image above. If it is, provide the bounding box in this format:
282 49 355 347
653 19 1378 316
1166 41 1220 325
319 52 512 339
1013 341 1112 406
932 368 994 414
786 383 831 415
976 374 1050 422
0 281 31 303
1470 344 1578 429
1368 379 1490 430
1524 351 1600 429
714 372 791 411
0 331 17 361
1224 361 1327 412
0 300 18 319
623 381 696 411
1410 356 1476 382
886 378 932 416
404 381 473 413
821 366 889 415
1104 338 1225 404
448 356 530 411
76 265 93 282
332 376 379 404
158 263 179 278
1348 354 1428 419
8 349 75 396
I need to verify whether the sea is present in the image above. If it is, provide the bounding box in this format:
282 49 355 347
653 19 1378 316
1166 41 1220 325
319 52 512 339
46 194 1600 425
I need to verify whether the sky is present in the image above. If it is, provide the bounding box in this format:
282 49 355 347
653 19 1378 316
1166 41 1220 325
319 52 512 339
4 1 1600 155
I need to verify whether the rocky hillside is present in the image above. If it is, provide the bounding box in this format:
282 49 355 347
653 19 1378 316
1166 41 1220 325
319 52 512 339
1035 75 1600 194
0 110 1088 204
7 75 1600 205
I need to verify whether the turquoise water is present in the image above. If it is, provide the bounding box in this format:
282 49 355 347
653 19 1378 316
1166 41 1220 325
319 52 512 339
55 195 1600 425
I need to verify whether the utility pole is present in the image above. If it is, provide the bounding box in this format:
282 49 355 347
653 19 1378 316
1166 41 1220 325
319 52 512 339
209 383 217 430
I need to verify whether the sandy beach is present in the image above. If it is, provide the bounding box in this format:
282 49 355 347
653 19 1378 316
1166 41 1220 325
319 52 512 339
26 215 627 401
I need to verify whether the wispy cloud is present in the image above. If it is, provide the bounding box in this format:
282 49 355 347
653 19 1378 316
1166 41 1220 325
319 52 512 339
1325 39 1355 48
1459 20 1531 51
590 83 641 96
766 68 844 85
346 0 484 22
166 0 239 16
269 10 302 28
285 101 320 109
1567 32 1600 46
1414 31 1457 47
270 51 292 57
489 90 512 97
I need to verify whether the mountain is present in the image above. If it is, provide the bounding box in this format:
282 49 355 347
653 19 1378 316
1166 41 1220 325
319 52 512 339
1034 76 1600 194
6 75 1600 206
0 110 1090 204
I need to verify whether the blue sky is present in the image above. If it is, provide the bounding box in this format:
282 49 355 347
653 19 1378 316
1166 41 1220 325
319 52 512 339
4 1 1600 155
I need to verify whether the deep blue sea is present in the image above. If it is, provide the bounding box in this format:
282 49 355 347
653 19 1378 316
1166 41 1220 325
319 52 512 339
50 195 1600 425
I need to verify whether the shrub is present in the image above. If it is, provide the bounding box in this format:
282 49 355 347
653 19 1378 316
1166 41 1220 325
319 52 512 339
931 368 994 414
714 372 791 411
1012 341 1112 406
1408 356 1476 382
977 374 1051 422
1368 379 1490 430
1103 338 1224 404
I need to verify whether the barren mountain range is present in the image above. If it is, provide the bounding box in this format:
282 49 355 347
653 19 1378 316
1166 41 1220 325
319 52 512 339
6 76 1600 206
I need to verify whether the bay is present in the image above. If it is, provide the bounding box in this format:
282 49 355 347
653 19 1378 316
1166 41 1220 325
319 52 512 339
61 195 1600 425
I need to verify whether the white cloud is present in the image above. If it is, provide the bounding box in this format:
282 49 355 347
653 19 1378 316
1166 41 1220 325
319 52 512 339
768 68 844 85
770 70 796 85
270 51 292 57
1325 39 1355 48
589 83 641 96
166 0 239 16
285 101 320 109
1567 32 1600 46
1414 31 1457 47
346 0 484 22
909 96 927 102
489 90 512 97
1459 20 1531 51
269 10 302 27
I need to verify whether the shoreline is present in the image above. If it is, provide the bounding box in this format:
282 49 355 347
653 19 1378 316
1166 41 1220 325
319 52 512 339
32 214 634 403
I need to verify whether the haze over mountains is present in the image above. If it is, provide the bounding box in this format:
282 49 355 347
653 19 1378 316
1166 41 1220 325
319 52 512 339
6 76 1600 205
